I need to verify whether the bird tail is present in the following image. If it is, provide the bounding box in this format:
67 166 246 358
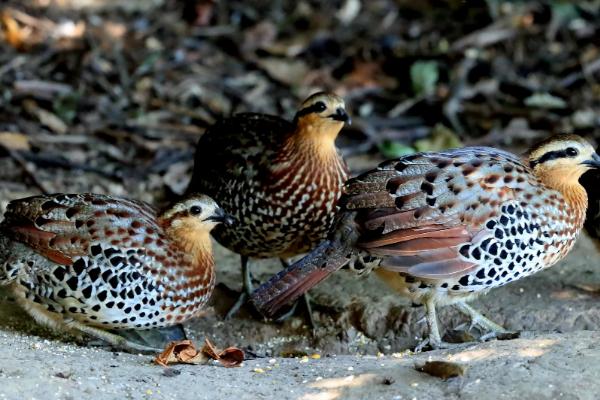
251 213 358 317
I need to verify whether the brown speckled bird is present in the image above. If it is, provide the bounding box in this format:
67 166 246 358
0 193 232 351
252 134 600 349
187 92 350 318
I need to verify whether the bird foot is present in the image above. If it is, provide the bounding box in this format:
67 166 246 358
479 330 520 343
273 293 316 332
224 291 249 320
414 338 464 353
66 320 163 353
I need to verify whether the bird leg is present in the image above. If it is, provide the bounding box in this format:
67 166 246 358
455 302 507 337
272 258 316 330
113 324 187 351
64 319 161 353
225 255 252 319
418 297 443 350
414 298 465 352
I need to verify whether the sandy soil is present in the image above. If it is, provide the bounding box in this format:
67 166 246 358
2 221 600 399
1 328 599 400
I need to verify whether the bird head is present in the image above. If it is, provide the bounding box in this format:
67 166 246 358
160 194 233 238
527 134 600 188
293 92 350 142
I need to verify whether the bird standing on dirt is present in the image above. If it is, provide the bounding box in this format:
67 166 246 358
0 193 232 351
251 134 600 349
187 92 350 318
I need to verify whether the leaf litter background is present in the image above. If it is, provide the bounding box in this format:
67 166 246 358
0 0 600 361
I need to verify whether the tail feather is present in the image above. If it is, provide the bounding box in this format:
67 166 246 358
251 240 352 317
251 213 359 317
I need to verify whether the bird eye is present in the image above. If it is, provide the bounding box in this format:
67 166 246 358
565 147 578 157
313 101 326 112
190 206 202 215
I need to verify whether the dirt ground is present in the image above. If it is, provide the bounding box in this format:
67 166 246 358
2 217 600 399
1 329 600 400
1 0 600 398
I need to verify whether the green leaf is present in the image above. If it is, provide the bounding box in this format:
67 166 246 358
410 61 439 97
414 124 462 152
378 140 416 158
52 93 80 124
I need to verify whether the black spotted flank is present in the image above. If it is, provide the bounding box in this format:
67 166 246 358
53 267 66 281
104 248 119 258
109 276 120 289
72 259 86 275
91 245 102 257
97 291 107 301
110 256 125 267
82 286 93 299
66 276 78 291
88 267 101 282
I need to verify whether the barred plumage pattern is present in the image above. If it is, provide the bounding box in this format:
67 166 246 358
252 134 599 347
0 193 224 346
189 95 349 260
350 147 584 298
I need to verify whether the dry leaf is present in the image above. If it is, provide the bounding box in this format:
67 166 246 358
0 132 30 151
1 10 26 50
255 58 309 87
415 361 467 380
22 99 68 134
201 338 244 368
155 339 244 368
154 339 208 367
573 283 600 295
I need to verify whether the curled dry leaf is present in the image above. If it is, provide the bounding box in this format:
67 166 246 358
154 339 208 367
572 283 600 295
154 338 244 368
201 338 245 368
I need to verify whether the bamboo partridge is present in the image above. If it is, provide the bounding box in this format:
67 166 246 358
251 134 600 349
0 193 232 351
187 92 350 318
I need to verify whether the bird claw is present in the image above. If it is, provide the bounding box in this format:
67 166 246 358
414 338 463 353
479 330 520 342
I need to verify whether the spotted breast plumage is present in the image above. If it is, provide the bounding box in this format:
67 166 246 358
187 92 350 317
0 193 232 351
251 134 600 349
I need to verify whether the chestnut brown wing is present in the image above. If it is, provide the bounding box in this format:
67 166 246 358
345 147 535 279
1 193 159 266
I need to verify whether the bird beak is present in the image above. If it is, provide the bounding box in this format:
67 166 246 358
206 208 235 225
329 108 351 125
582 152 600 168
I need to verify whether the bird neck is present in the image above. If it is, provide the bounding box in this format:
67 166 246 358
283 115 343 165
162 222 215 269
536 168 588 223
